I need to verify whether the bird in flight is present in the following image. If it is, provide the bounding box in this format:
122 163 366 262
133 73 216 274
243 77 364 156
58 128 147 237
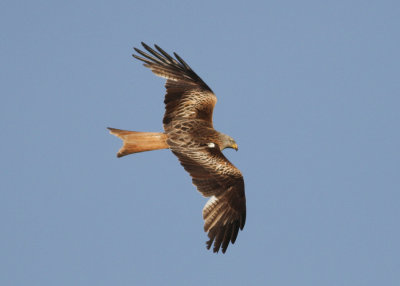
108 43 246 253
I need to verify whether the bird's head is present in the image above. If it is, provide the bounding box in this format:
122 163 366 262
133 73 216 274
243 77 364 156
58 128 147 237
220 134 238 151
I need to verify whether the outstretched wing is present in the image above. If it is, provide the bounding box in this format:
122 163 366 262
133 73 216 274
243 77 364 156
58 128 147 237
132 43 217 129
170 145 246 253
132 43 246 253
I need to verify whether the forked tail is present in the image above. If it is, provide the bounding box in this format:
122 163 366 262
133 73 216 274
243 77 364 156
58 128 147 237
107 127 169 157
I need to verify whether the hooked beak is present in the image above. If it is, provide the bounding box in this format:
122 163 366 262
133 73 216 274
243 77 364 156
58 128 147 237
232 143 238 151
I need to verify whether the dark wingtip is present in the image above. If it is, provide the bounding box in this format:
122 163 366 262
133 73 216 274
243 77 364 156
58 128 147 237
141 42 154 53
240 212 246 230
131 42 212 92
154 43 162 51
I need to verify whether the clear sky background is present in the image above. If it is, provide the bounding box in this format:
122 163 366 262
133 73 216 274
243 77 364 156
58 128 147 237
1 1 399 285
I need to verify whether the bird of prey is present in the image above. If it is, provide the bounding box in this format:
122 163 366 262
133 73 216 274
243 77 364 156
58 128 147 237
108 43 246 253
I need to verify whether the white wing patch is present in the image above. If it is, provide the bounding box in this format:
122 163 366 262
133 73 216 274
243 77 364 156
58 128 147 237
202 196 224 231
203 196 218 215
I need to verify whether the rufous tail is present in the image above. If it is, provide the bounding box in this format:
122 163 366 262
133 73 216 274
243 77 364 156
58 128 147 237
107 127 169 157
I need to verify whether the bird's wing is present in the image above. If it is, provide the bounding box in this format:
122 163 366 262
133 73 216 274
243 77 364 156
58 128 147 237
170 144 246 253
132 43 217 130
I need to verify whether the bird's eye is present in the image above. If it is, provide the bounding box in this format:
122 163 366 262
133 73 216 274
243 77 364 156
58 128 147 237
207 142 216 148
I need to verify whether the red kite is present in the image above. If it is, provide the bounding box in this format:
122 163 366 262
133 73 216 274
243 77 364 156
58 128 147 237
108 43 246 253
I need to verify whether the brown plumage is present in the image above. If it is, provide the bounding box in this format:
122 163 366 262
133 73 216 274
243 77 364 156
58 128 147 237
108 42 246 253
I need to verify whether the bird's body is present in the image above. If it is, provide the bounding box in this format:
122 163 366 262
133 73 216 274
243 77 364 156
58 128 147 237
108 43 246 253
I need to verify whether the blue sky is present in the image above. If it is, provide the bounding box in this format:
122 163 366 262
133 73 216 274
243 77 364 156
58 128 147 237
1 0 399 285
